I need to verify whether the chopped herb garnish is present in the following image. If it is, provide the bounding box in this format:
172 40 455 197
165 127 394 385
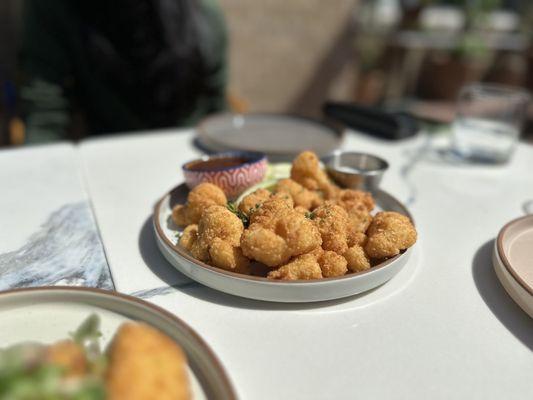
305 211 316 220
227 201 250 228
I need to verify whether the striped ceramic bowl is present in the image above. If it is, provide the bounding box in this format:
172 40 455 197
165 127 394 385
183 152 268 199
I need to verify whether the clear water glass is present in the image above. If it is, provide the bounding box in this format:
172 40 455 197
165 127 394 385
452 83 530 163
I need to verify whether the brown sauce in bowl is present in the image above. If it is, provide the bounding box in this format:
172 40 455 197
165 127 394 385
186 157 249 171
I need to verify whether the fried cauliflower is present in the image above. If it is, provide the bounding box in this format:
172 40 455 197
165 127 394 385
317 250 348 278
290 151 331 191
334 189 375 212
238 188 271 216
106 323 190 400
241 225 290 267
171 183 227 227
275 178 323 210
344 245 371 272
365 211 417 259
241 194 322 267
312 202 349 255
189 205 250 272
267 253 323 280
178 224 198 251
248 193 294 230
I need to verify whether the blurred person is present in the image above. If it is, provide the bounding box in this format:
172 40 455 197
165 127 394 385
19 0 227 143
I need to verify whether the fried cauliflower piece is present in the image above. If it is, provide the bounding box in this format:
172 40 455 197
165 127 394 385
275 178 323 210
334 189 375 212
249 193 294 229
46 340 87 378
365 211 417 259
290 151 331 191
294 206 308 215
171 183 227 227
346 206 373 233
275 213 322 256
241 225 290 267
242 196 322 267
106 323 190 400
238 188 271 216
347 230 367 247
209 237 250 274
178 224 198 251
267 253 323 280
187 205 250 273
344 245 371 272
317 250 347 277
313 202 349 255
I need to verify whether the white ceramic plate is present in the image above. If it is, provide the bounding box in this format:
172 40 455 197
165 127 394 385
153 184 414 303
196 113 344 162
0 287 236 399
493 215 533 318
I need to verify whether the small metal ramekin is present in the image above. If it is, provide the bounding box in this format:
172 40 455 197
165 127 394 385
321 151 389 192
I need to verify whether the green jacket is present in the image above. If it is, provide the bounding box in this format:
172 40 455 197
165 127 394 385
19 0 228 143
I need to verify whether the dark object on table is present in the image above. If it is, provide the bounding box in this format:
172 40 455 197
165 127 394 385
323 101 419 141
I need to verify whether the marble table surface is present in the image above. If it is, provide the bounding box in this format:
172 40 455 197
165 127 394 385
1 130 533 399
0 144 112 290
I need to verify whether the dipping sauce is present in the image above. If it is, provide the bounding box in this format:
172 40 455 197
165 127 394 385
185 157 249 171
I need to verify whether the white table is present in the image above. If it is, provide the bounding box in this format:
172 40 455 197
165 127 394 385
2 130 533 399
0 143 112 290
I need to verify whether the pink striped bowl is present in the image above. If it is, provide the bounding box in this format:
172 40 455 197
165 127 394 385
183 152 268 199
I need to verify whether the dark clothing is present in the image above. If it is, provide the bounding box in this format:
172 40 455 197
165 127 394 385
19 0 228 143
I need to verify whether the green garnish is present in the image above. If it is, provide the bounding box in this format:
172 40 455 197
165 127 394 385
305 211 316 220
227 201 250 228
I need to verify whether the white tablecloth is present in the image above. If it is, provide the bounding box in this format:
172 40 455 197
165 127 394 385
79 129 533 400
1 130 532 399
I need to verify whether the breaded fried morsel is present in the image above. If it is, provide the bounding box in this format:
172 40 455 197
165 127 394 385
242 194 322 267
344 245 371 272
365 211 417 259
318 250 348 277
238 188 271 216
249 193 294 230
274 214 322 256
209 237 251 274
290 151 331 191
334 189 375 212
275 178 323 210
312 202 349 255
241 225 290 267
190 205 250 272
347 230 367 247
171 183 227 227
46 340 87 378
267 253 323 280
106 323 190 400
178 224 198 251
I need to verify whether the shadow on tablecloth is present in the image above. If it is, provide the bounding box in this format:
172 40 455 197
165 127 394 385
138 215 193 288
472 239 533 351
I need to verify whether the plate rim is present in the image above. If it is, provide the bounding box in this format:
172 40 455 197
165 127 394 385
153 184 414 285
196 112 345 157
0 285 237 400
496 214 533 296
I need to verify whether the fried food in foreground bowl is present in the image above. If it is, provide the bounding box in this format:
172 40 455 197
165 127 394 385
107 323 190 400
0 315 191 400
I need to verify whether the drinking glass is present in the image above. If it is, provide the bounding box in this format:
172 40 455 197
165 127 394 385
452 83 530 163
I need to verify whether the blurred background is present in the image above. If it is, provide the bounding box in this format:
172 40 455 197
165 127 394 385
1 0 533 146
